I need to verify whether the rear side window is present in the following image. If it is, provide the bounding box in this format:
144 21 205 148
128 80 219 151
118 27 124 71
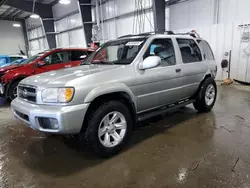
197 40 215 60
177 39 202 63
10 57 22 62
70 50 89 61
43 51 69 65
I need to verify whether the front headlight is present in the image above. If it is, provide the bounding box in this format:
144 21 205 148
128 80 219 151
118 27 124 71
42 87 74 103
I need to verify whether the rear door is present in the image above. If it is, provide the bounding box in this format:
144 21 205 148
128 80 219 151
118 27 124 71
135 38 183 113
197 39 217 75
34 51 69 74
176 38 208 99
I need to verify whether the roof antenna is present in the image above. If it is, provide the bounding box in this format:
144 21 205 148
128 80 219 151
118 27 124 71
32 0 36 13
18 45 25 55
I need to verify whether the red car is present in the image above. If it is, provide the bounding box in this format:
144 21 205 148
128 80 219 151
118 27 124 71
0 48 94 100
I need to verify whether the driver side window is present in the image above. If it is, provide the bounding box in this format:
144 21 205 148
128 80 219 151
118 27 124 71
144 39 176 67
43 51 68 65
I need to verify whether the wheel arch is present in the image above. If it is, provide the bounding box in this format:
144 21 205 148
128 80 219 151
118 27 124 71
6 76 26 97
194 73 213 97
81 91 137 133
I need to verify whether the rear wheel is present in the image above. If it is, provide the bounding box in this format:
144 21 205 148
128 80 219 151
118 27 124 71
81 101 133 158
9 81 20 101
193 77 217 112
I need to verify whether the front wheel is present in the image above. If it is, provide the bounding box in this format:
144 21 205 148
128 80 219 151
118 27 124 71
9 81 20 101
193 77 217 112
81 101 133 158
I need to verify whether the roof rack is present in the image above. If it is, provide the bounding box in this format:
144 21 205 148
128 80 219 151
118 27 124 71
118 30 200 39
167 30 200 38
118 32 154 39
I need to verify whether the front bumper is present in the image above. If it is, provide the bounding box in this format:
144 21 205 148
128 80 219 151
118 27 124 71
11 98 90 134
0 83 5 97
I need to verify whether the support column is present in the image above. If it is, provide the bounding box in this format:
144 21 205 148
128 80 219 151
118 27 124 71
78 0 92 45
152 0 166 34
21 20 29 55
42 20 57 49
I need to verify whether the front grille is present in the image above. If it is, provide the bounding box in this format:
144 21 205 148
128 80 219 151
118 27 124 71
18 85 37 103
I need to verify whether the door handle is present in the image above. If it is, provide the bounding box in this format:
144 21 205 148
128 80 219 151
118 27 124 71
175 68 181 73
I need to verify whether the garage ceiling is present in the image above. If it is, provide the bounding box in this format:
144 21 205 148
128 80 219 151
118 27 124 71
0 0 58 21
0 5 32 20
25 0 58 5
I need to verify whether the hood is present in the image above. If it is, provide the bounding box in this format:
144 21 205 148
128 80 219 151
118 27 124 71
21 64 124 87
0 65 20 73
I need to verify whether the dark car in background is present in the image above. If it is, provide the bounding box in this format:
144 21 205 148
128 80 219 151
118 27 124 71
0 48 94 100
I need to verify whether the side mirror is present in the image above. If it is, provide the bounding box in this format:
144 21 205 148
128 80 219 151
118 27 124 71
139 56 161 70
37 60 46 67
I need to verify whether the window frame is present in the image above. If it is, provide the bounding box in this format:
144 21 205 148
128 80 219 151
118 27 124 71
143 38 177 67
197 39 215 60
42 50 69 66
176 38 203 64
69 50 89 61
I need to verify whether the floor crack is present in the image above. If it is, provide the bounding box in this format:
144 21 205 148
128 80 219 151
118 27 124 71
231 158 240 172
235 115 245 121
214 125 233 133
192 156 207 171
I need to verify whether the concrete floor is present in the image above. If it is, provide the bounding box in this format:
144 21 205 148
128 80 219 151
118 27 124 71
0 85 250 187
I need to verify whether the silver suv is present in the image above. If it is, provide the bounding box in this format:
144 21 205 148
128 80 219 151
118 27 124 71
11 33 217 157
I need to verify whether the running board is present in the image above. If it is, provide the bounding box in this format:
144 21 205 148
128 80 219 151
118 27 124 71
138 99 195 122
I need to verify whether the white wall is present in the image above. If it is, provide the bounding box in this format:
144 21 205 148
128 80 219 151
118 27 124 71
218 0 250 24
26 18 49 56
0 20 25 55
169 0 215 30
52 1 87 47
92 0 154 42
54 13 87 47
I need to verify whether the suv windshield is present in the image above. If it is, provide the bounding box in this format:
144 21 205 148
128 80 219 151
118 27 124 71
20 53 45 65
82 38 146 65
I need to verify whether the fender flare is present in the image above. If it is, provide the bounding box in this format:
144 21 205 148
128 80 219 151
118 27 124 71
84 83 137 110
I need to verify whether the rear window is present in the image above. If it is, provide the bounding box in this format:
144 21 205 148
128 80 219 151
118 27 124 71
70 50 90 61
10 57 22 62
177 39 202 63
197 40 215 60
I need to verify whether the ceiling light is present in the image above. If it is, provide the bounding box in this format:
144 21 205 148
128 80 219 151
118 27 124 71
59 0 71 5
30 14 40 19
13 23 21 28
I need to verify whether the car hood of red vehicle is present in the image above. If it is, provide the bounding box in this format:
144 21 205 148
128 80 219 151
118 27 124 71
0 65 21 73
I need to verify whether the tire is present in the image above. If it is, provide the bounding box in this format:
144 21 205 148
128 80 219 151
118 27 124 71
193 77 217 112
81 101 133 158
9 81 20 101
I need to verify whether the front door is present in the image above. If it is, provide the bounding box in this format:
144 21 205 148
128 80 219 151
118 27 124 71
35 51 69 74
134 38 183 113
